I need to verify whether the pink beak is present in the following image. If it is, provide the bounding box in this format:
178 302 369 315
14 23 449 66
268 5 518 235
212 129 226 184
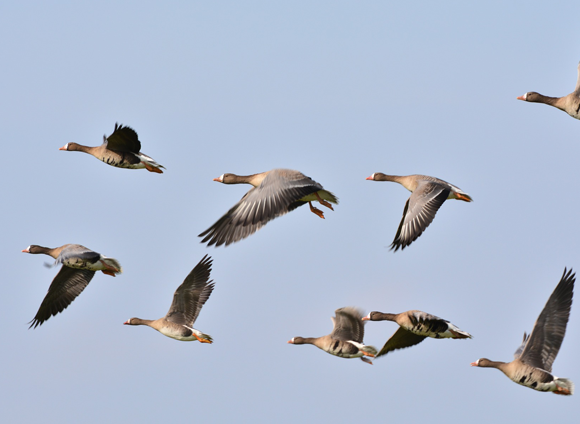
365 175 373 180
21 248 29 253
516 95 526 101
470 362 478 366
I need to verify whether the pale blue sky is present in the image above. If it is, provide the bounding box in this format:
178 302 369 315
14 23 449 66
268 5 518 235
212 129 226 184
1 2 579 423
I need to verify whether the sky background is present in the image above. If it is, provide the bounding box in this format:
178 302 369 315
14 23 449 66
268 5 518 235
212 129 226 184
1 1 579 422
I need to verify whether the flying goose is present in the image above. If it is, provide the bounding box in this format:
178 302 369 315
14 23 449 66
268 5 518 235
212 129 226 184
362 310 471 358
59 123 165 173
366 173 472 251
471 268 575 395
124 255 215 343
199 169 338 247
288 307 377 364
22 244 122 328
517 61 580 120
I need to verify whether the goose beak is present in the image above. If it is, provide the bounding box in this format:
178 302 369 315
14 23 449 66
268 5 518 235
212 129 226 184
470 361 478 367
516 94 526 101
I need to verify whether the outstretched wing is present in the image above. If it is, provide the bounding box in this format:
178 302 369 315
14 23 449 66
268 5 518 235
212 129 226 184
391 181 449 251
29 267 96 329
199 169 325 247
165 255 215 326
519 268 575 372
376 327 427 358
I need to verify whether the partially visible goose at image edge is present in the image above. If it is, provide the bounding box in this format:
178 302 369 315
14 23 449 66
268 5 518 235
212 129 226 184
362 310 471 358
471 268 575 395
288 307 377 364
517 61 580 120
199 168 338 247
59 122 165 173
366 173 472 251
22 244 122 329
124 255 215 343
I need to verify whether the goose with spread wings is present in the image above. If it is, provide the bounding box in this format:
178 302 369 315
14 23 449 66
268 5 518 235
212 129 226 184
124 255 215 343
288 307 377 364
363 310 471 358
23 244 122 328
366 173 472 251
471 268 575 395
59 123 164 173
199 169 338 247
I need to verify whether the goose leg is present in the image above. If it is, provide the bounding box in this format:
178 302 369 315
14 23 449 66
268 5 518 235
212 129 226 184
308 202 325 219
315 192 334 210
100 260 120 276
193 333 213 344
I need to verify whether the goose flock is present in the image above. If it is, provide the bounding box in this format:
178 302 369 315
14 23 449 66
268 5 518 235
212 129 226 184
23 62 579 397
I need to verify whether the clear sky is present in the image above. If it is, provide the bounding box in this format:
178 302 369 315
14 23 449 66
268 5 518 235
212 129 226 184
1 1 579 422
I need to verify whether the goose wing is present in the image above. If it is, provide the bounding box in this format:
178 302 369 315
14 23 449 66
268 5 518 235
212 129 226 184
519 268 575 372
105 123 141 153
376 327 427 358
391 181 450 251
330 307 365 343
165 255 215 326
29 267 96 328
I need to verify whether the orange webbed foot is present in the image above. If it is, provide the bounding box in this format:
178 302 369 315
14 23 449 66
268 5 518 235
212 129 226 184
144 163 163 174
102 270 116 277
308 202 325 219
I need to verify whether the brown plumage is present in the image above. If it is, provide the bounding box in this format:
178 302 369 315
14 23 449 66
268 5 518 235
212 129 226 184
23 244 122 328
366 173 472 251
471 268 575 395
288 307 377 364
363 310 471 358
59 123 165 173
124 255 215 343
199 169 338 247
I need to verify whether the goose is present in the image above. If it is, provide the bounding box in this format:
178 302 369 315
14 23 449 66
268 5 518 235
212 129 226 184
288 307 377 364
59 123 165 173
471 268 575 395
124 255 214 343
366 173 472 251
517 61 580 120
362 310 471 358
199 169 338 247
22 244 122 328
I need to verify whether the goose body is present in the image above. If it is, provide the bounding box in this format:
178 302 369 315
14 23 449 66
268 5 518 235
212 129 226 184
517 61 580 120
124 255 215 343
22 244 122 328
288 307 377 364
60 123 165 173
363 310 471 357
471 268 575 395
199 169 338 247
366 173 472 251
